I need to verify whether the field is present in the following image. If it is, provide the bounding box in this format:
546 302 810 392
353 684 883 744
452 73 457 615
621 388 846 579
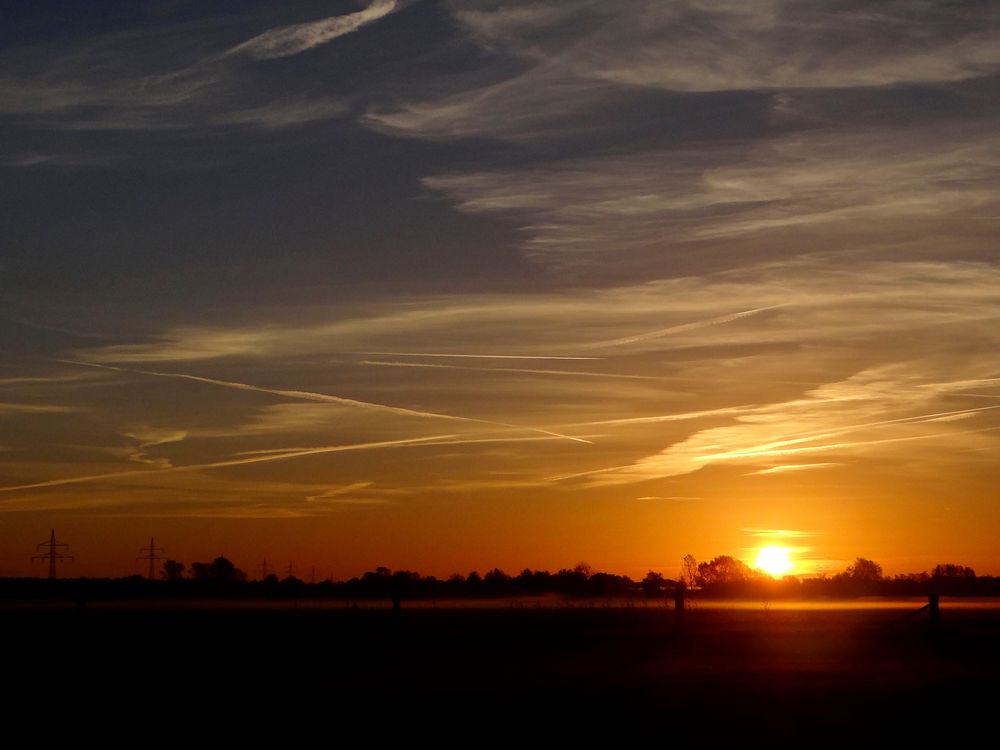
6 599 998 739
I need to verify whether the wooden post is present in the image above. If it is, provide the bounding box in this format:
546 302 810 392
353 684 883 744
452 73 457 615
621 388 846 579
928 592 940 624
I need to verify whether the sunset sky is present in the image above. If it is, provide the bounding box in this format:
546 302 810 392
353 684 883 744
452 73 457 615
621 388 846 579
2 1 999 580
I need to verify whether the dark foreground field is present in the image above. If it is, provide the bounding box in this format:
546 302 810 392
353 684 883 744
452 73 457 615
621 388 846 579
5 600 998 740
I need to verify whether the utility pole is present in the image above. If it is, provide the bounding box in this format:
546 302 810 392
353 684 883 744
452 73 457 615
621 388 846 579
286 561 296 579
310 566 316 584
137 537 165 579
257 557 271 580
33 529 73 579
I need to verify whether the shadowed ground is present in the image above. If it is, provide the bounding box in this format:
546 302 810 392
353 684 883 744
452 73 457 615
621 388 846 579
6 602 997 739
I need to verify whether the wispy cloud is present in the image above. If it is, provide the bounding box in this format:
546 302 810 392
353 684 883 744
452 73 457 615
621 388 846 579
304 481 389 506
0 402 80 415
0 373 100 386
124 427 188 448
213 97 349 129
743 529 819 539
586 373 1000 485
746 463 840 476
370 0 1000 143
0 2 389 149
635 496 699 502
421 125 999 274
119 427 187 469
228 1 398 60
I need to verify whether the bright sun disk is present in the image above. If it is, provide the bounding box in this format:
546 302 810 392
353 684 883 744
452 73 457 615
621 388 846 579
755 545 793 577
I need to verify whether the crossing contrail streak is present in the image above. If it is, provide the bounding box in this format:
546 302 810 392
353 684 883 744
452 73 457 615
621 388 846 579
578 305 783 350
60 360 592 444
0 434 459 494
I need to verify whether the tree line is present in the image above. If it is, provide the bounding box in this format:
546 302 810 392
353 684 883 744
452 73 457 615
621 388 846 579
3 555 996 600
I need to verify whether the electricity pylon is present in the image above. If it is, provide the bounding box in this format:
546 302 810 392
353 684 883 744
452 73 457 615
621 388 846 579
137 537 165 579
33 529 73 579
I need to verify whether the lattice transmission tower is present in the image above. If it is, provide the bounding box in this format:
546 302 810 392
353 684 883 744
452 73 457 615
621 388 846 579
137 537 165 579
33 528 73 579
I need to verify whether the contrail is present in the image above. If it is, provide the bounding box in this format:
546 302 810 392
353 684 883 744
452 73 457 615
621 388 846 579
232 433 596 457
60 360 591 444
0 432 604 494
699 425 1000 463
719 404 1000 457
555 405 758 428
546 464 634 482
921 377 1000 390
358 352 603 360
578 305 783 350
0 434 459 494
359 359 666 381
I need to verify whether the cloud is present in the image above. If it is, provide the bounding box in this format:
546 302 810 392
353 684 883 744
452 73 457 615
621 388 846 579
0 3 382 151
124 427 188 448
585 370 1000 485
120 427 187 469
0 402 80 415
214 97 349 129
743 529 819 539
0 373 99 386
421 124 999 274
745 463 840 476
369 0 1000 143
304 481 391 507
635 496 699 501
228 1 398 60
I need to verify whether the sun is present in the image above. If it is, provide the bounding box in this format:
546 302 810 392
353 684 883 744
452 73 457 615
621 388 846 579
755 545 793 577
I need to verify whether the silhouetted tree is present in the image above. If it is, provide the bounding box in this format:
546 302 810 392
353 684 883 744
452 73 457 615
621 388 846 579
682 554 698 590
842 557 883 583
465 570 483 596
212 556 246 582
588 572 632 597
833 557 883 595
932 563 975 579
930 563 977 595
190 556 247 583
697 555 756 586
642 570 666 597
190 562 211 580
554 566 590 595
161 560 185 581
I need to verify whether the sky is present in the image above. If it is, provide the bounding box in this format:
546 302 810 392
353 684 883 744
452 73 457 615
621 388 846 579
1 0 999 580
